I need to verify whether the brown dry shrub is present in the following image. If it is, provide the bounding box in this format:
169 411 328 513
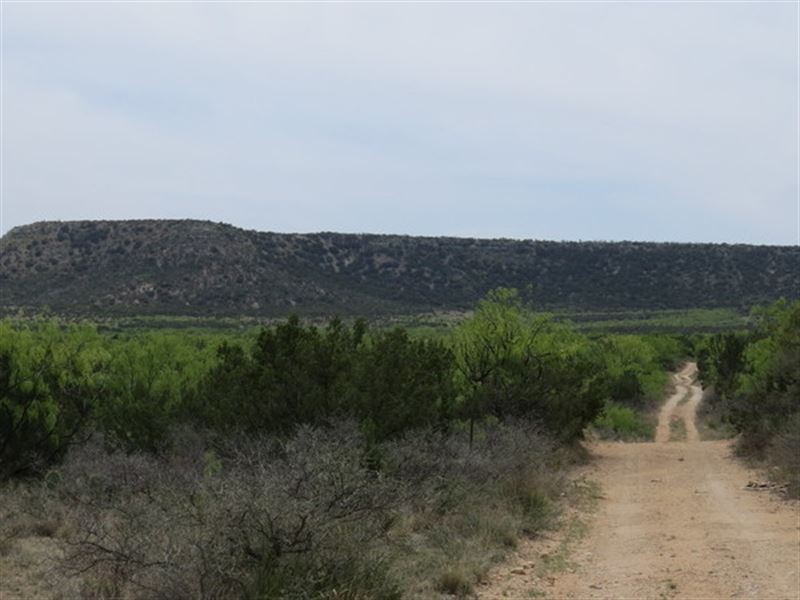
381 420 561 596
49 423 401 599
768 413 800 498
3 420 566 599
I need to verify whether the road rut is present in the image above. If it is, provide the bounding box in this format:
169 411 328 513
480 363 800 599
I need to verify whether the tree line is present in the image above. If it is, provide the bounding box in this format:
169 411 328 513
0 289 704 598
0 288 688 480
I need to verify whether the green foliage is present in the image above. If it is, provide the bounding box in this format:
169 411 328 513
595 334 683 409
560 308 749 334
0 288 687 481
731 301 800 453
194 317 455 443
697 300 800 462
593 402 654 441
696 332 748 400
453 288 542 421
353 328 455 442
95 333 215 452
453 288 605 442
0 321 103 478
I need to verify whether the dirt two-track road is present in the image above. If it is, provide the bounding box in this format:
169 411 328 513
480 363 800 600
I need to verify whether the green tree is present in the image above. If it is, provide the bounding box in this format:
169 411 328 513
0 321 103 479
353 328 455 442
454 288 604 443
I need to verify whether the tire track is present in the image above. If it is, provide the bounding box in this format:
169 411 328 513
479 363 800 600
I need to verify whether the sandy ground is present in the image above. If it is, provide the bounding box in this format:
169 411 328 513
479 363 800 600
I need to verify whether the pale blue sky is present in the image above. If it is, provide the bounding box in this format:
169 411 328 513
2 2 798 244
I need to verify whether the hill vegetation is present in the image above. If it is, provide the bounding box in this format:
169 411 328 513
2 219 797 317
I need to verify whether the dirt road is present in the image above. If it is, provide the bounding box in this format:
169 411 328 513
480 363 800 599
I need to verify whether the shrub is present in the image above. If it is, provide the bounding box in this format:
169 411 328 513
453 288 604 443
50 423 401 599
3 417 567 599
0 321 102 480
435 570 472 597
95 334 213 452
593 402 653 441
195 318 456 443
768 414 800 498
352 328 455 442
696 301 799 467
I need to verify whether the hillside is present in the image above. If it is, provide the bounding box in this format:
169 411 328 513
1 220 798 317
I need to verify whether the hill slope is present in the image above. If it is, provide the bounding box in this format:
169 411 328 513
1 220 798 317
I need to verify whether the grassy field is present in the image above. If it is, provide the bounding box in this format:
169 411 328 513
8 306 748 338
552 308 750 334
375 307 750 338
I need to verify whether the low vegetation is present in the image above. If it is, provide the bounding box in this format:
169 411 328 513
592 402 654 441
14 288 798 598
697 300 800 496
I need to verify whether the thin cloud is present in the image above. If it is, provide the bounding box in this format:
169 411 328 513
2 2 797 244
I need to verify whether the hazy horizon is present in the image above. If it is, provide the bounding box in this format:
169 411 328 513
2 2 798 245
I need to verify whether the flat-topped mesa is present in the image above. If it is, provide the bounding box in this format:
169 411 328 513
1 219 798 317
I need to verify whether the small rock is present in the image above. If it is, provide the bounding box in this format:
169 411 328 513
589 584 603 590
511 568 526 575
677 457 685 462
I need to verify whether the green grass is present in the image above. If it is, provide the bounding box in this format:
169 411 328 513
553 308 749 334
382 307 751 338
592 402 655 441
35 306 750 336
3 306 749 340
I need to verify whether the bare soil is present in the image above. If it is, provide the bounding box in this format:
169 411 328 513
479 363 800 599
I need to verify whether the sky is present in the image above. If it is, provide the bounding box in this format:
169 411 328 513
1 1 798 245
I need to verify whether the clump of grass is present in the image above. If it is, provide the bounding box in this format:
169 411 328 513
435 570 473 597
533 517 587 577
502 477 556 533
592 402 654 441
669 417 687 442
